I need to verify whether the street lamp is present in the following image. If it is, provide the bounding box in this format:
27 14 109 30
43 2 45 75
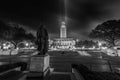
98 42 102 59
98 42 102 49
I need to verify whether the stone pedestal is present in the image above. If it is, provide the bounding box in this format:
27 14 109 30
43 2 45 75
27 54 50 78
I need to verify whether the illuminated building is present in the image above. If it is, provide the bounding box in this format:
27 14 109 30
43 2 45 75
50 21 76 50
52 38 75 50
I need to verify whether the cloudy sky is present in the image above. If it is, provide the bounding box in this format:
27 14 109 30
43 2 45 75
0 0 120 39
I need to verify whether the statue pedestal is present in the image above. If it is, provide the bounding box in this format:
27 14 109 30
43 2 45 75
27 54 50 78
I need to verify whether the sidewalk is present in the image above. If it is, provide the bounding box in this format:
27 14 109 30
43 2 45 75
18 70 76 80
49 73 71 80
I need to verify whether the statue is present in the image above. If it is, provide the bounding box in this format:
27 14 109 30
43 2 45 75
28 25 50 77
36 25 48 55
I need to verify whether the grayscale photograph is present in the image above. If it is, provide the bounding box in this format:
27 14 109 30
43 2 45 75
0 0 120 80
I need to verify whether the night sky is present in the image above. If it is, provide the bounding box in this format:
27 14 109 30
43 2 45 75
0 0 120 39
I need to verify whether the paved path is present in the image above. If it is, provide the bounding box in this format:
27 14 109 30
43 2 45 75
17 70 75 80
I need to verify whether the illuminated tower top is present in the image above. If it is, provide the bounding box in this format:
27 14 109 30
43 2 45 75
61 22 65 28
60 21 67 38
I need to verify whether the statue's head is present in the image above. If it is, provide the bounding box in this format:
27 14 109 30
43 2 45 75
37 25 48 39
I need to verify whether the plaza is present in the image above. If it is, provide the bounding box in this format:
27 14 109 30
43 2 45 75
0 49 120 80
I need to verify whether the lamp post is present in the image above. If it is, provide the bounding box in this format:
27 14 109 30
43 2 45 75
98 42 102 59
9 48 12 64
9 41 15 64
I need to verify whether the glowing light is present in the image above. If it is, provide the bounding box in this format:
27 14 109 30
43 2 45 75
64 0 68 22
25 43 29 46
16 47 19 50
98 42 102 46
82 46 85 49
76 39 79 42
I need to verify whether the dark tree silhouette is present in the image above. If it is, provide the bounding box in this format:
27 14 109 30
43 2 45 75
0 20 15 40
13 26 26 40
75 40 98 48
25 33 35 41
0 21 35 48
89 20 120 47
12 24 35 43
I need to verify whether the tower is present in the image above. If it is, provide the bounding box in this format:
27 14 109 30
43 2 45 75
60 21 67 38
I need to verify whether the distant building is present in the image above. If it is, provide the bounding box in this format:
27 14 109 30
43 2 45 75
50 21 76 50
52 38 75 49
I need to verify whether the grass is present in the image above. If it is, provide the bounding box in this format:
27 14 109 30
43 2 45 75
48 50 120 72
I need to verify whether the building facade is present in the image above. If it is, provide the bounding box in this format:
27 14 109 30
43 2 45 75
52 38 75 50
49 21 76 50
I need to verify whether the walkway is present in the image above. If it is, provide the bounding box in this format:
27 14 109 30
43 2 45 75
18 69 77 80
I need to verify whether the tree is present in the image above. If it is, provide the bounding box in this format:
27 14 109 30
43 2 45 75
75 40 98 48
12 24 35 43
25 33 36 41
0 21 36 45
89 20 120 47
0 20 15 40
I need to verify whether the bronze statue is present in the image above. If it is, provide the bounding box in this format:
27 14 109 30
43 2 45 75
36 25 48 55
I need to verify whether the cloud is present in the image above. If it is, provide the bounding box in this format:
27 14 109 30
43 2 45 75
1 0 120 39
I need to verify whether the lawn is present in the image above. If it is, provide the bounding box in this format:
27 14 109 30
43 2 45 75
48 50 120 72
